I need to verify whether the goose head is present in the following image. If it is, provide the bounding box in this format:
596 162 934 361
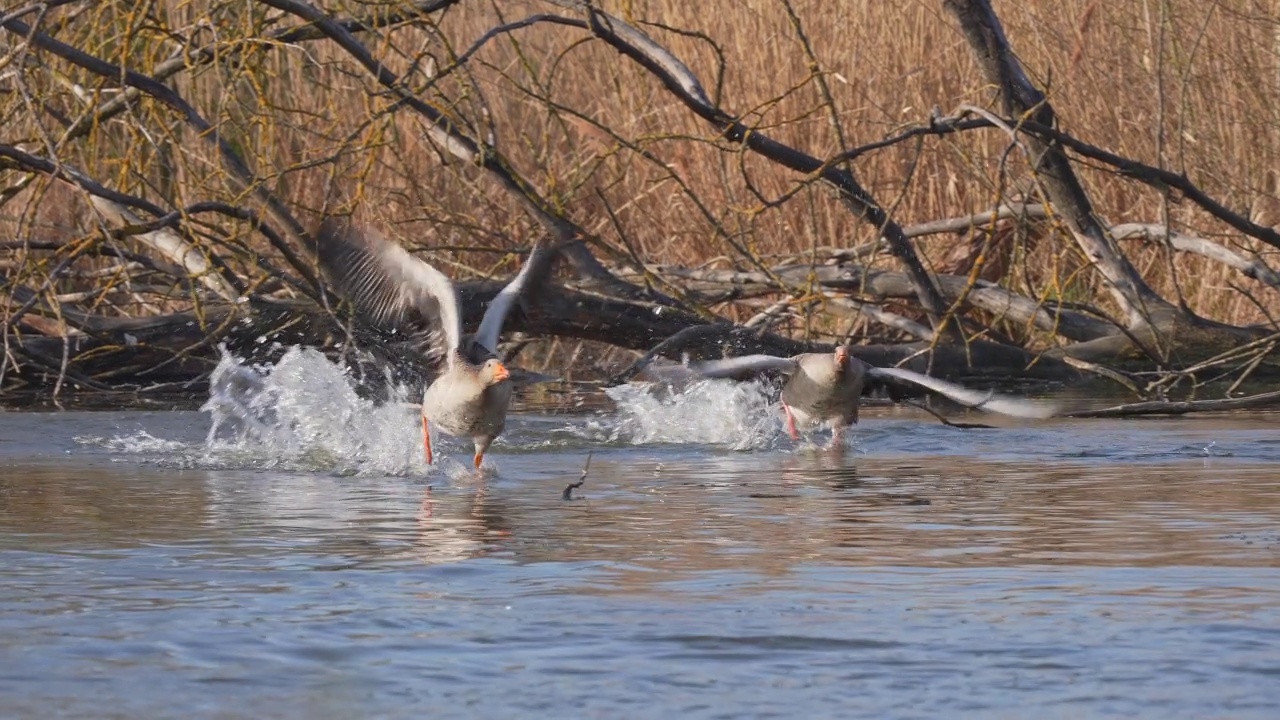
479 358 511 387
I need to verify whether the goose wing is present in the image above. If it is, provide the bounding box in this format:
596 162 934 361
315 218 461 362
472 240 543 356
867 367 1058 419
689 355 800 380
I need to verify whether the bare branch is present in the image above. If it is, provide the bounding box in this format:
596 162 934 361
1 14 322 294
826 295 935 341
646 261 1113 341
546 0 955 335
1068 389 1280 418
0 143 165 215
824 203 1048 263
254 0 660 303
1111 223 1280 290
857 110 1280 256
943 0 1178 330
87 198 239 302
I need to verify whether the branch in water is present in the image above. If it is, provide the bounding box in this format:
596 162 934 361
563 451 592 500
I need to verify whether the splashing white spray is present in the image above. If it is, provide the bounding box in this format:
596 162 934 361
200 346 431 475
200 350 792 459
91 347 796 472
598 378 784 450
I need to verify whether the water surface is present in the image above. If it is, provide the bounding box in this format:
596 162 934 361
2 350 1279 718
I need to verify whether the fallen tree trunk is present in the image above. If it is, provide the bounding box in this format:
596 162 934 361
644 262 1114 342
2 274 1079 399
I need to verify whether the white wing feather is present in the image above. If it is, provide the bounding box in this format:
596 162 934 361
384 241 462 356
869 367 1058 419
473 241 542 355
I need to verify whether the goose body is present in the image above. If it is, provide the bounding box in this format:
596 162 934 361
420 355 512 460
316 219 539 468
780 351 867 431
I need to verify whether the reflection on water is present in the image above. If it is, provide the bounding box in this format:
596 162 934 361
6 448 1277 572
2 406 1280 717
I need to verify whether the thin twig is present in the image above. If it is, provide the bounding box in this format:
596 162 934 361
562 450 592 500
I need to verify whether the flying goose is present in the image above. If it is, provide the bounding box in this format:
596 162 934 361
690 346 1057 442
316 218 541 468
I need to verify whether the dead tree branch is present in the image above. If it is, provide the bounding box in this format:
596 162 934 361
943 0 1178 331
87 198 240 302
830 111 1280 256
644 261 1114 341
1 14 321 294
52 1 464 148
822 203 1049 263
254 0 661 303
545 1 956 336
1110 224 1280 290
1067 389 1280 418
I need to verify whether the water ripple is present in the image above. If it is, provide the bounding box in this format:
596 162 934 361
5 365 1280 717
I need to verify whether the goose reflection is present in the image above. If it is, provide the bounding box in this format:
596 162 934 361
777 449 862 490
413 483 511 567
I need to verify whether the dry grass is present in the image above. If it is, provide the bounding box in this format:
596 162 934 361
3 0 1279 345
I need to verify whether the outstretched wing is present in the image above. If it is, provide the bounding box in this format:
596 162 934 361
689 354 800 380
631 359 703 385
473 240 543 355
868 366 1058 419
315 218 461 361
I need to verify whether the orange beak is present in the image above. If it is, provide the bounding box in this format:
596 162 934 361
492 362 511 383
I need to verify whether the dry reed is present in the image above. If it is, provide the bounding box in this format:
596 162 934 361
2 0 1278 357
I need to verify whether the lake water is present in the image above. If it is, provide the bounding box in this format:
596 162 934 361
2 348 1279 718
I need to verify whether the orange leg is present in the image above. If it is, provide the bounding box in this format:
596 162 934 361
473 437 493 471
422 414 434 465
783 403 800 440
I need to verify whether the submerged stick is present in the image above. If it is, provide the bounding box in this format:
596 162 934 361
903 400 995 429
562 450 593 500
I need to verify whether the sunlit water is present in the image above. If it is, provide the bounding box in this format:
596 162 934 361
2 349 1279 718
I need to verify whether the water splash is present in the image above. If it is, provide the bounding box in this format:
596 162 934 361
87 347 799 473
199 346 429 475
596 377 785 451
78 347 431 475
198 348 793 460
82 430 189 454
